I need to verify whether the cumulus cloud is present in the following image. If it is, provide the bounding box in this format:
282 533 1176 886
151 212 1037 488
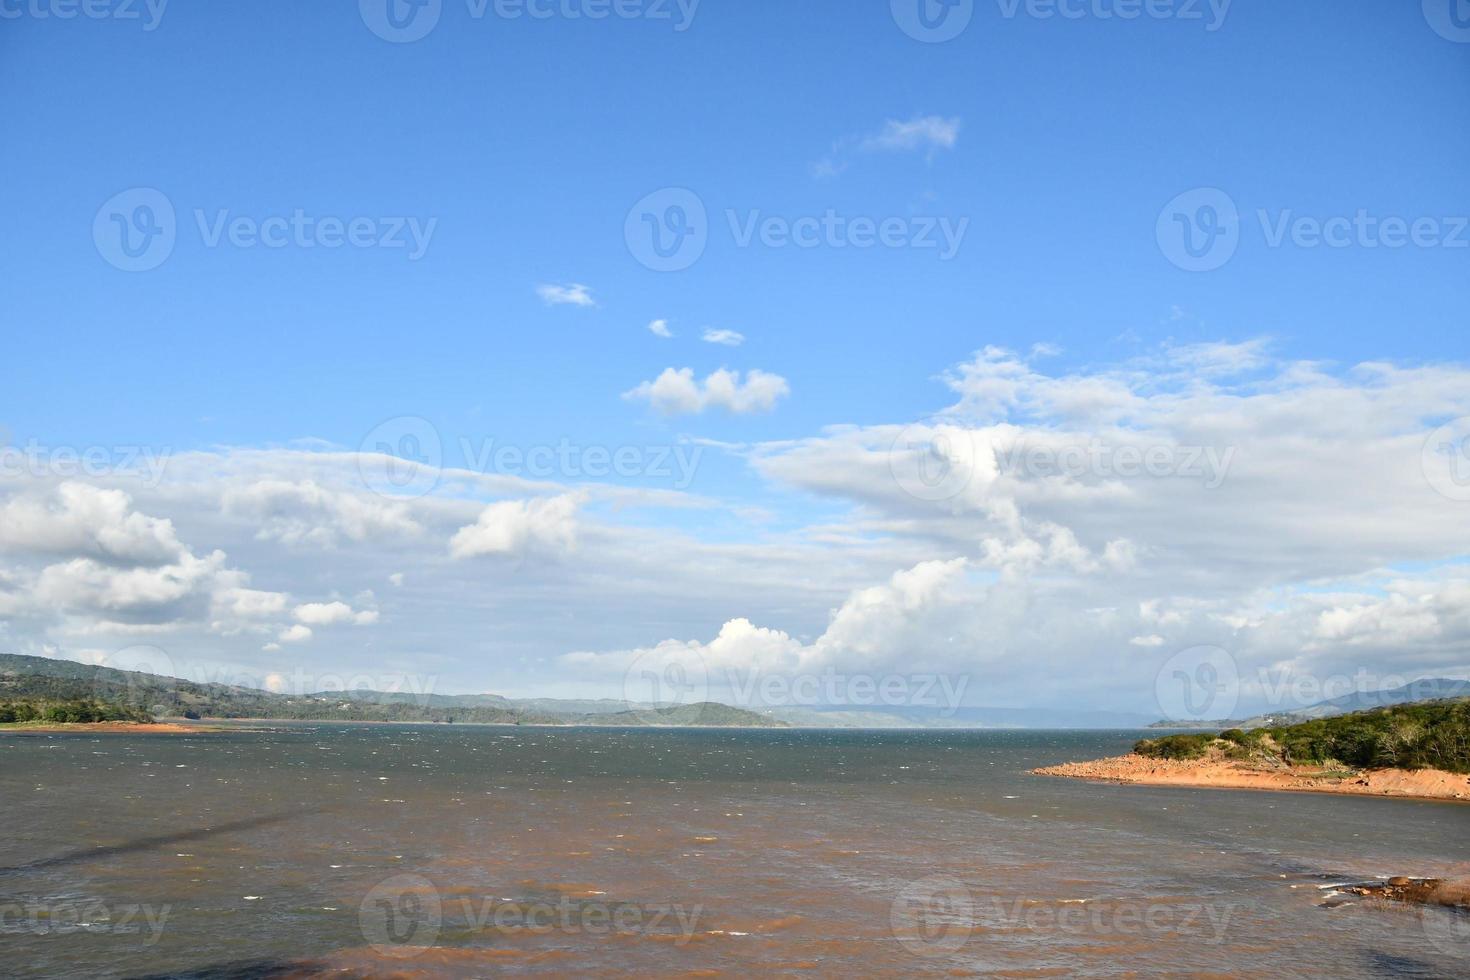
648 319 673 338
624 368 790 415
0 483 186 565
293 601 377 626
561 558 971 690
3 341 1470 716
536 283 595 307
449 493 584 560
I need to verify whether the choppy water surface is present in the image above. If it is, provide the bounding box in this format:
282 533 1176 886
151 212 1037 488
2 725 1467 978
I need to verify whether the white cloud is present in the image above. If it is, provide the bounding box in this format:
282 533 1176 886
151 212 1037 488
4 342 1470 716
815 115 962 177
561 558 970 685
701 328 745 347
215 587 289 620
648 319 673 338
536 283 596 307
861 115 961 154
0 483 186 566
278 624 313 644
624 368 790 416
449 493 584 560
293 601 377 627
223 480 420 547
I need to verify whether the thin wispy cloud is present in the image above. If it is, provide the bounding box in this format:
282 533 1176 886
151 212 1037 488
701 328 745 347
648 319 674 338
813 114 961 177
861 115 961 154
536 283 596 308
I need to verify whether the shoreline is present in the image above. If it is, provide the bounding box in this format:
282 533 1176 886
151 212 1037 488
1032 753 1470 803
0 720 233 735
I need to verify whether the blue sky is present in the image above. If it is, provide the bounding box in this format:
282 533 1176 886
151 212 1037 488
1 1 1468 713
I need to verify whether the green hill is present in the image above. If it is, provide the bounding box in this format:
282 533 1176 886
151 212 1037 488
590 702 786 727
0 654 784 728
1135 697 1470 774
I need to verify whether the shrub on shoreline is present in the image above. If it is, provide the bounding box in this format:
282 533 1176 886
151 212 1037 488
1133 699 1470 773
0 700 154 725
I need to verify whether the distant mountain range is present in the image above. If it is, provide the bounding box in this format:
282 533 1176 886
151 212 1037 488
0 653 1169 729
764 704 1158 729
1148 678 1470 729
0 654 780 728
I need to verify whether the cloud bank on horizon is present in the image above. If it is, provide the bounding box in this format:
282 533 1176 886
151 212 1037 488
2 339 1469 716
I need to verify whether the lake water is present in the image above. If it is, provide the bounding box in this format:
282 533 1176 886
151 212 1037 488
2 724 1468 978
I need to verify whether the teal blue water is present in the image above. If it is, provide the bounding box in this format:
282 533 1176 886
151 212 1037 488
2 725 1467 977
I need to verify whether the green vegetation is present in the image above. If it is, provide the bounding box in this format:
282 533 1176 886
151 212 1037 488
0 654 788 729
1135 698 1470 774
1132 732 1216 759
593 702 785 727
0 699 153 725
1264 699 1470 773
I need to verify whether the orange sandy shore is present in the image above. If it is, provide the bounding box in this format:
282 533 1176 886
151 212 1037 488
1033 753 1470 802
0 721 230 734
